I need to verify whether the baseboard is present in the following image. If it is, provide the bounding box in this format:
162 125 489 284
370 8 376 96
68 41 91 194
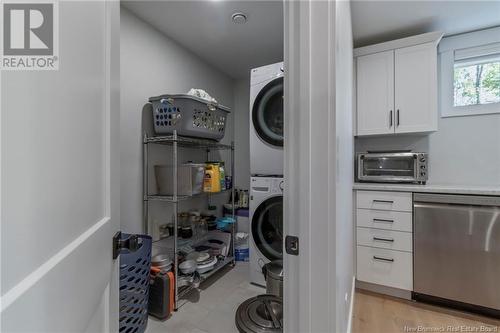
346 276 355 333
355 280 412 300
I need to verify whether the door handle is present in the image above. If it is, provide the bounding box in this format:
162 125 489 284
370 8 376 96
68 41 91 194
373 218 394 223
373 237 394 242
373 256 394 262
396 109 400 126
373 200 394 203
389 110 393 127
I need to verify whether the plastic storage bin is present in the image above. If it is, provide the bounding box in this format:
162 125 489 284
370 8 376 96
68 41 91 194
119 233 152 333
235 245 249 262
154 163 205 196
149 94 230 141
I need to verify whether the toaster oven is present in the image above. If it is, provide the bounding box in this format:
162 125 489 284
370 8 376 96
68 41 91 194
357 152 428 184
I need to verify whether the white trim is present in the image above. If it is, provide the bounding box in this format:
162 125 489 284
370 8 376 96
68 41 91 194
346 276 356 333
439 26 500 53
0 38 3 333
354 31 443 57
0 216 111 312
284 1 338 332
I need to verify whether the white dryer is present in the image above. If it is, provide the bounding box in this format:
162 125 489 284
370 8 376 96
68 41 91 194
250 62 284 176
249 176 284 287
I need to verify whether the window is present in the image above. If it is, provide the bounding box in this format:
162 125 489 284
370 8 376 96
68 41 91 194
439 28 500 117
453 52 500 107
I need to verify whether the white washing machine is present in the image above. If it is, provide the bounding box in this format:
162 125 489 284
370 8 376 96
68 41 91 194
250 62 284 176
249 176 284 287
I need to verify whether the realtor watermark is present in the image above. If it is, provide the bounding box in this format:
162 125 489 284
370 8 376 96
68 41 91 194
0 0 59 70
404 325 499 332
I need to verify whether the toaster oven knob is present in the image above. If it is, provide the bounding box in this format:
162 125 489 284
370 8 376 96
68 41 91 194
420 171 426 177
420 156 426 162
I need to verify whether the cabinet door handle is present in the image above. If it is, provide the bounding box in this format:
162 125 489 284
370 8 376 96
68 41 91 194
373 218 394 223
373 199 393 203
373 256 394 262
373 237 394 242
396 109 400 126
389 110 393 127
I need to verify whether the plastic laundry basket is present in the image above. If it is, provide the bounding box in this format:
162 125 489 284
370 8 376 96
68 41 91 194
119 233 152 333
148 94 230 141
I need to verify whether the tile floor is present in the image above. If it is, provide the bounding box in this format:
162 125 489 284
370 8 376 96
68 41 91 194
145 262 263 333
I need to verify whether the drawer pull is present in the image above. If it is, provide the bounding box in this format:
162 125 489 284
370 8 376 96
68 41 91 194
373 237 394 243
373 218 394 223
373 200 394 204
373 256 394 263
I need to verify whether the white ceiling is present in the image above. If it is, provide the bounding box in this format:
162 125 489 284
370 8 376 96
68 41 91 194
122 0 283 79
351 0 500 47
122 1 500 78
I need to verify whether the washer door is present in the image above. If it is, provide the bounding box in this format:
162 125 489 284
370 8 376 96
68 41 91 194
252 196 283 261
252 77 284 147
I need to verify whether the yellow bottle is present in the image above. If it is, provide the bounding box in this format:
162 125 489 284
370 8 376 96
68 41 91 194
203 164 221 193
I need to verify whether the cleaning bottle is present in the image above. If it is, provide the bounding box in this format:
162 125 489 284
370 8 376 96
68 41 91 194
203 164 221 193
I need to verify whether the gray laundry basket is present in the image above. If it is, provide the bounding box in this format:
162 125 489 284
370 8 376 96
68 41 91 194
119 233 152 333
148 94 230 141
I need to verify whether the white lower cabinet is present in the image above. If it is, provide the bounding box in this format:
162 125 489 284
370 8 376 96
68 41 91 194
356 190 412 212
357 246 413 290
357 227 412 252
356 190 413 292
356 209 412 232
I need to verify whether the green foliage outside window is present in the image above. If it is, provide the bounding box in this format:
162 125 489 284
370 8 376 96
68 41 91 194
454 61 500 107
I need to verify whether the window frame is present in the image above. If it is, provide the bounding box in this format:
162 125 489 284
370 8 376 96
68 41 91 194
439 27 500 118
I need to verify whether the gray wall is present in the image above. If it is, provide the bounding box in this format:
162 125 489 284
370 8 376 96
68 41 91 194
120 7 234 234
335 1 355 332
233 78 251 190
355 113 500 186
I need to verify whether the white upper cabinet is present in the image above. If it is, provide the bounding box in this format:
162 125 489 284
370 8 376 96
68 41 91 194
354 32 443 136
356 50 395 135
394 43 438 133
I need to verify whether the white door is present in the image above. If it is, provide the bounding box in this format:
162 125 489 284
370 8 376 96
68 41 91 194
395 42 438 134
356 50 395 136
1 1 120 332
284 1 355 332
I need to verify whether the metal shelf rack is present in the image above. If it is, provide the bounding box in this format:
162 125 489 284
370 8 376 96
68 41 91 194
143 130 236 310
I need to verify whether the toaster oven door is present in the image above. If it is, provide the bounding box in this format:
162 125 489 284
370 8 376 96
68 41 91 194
358 155 416 182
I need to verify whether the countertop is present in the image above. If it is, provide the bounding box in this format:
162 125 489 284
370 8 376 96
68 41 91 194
353 183 500 196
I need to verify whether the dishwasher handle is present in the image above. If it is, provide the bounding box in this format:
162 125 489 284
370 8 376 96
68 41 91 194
414 193 500 207
414 202 500 214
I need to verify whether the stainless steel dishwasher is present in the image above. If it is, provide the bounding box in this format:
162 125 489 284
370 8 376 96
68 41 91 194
414 193 500 316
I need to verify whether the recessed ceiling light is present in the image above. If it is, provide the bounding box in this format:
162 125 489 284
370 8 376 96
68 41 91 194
231 12 247 24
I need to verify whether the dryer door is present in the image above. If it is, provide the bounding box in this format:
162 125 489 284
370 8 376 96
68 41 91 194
252 196 283 260
252 77 284 147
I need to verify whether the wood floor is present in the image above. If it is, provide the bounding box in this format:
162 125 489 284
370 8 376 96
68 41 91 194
352 289 500 333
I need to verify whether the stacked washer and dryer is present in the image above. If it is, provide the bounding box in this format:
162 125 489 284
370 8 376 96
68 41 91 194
235 62 285 333
249 62 284 287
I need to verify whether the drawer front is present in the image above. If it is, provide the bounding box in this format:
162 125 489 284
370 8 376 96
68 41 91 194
357 209 412 232
357 246 413 290
357 227 412 252
356 190 412 212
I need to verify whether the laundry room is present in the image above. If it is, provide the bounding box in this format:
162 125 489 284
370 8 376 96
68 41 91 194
120 1 284 332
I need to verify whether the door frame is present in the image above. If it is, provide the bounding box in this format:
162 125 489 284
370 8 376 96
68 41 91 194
283 0 339 332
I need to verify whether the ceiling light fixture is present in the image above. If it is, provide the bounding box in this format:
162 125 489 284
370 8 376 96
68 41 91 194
231 12 247 24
